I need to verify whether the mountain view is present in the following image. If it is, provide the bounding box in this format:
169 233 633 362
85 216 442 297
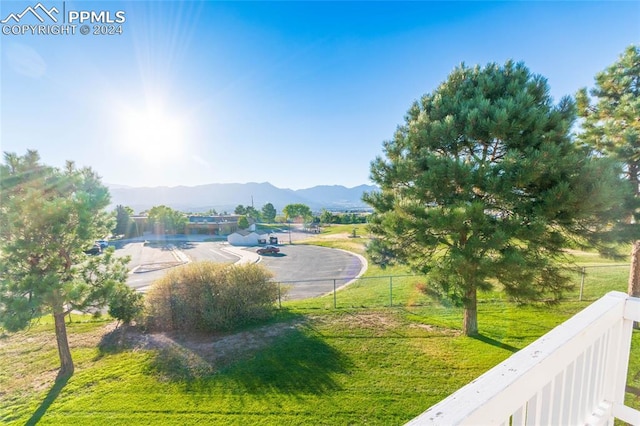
107 182 378 213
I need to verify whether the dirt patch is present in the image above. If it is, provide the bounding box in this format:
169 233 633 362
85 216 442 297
317 311 402 330
409 323 462 336
318 232 352 240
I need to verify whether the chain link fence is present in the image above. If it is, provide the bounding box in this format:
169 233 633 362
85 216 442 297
274 264 631 309
566 264 630 302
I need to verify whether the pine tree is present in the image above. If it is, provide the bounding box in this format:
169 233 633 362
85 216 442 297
577 44 640 299
113 204 133 236
0 151 131 376
365 61 629 336
261 203 277 223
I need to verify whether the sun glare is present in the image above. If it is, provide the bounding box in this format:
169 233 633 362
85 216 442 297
116 100 189 164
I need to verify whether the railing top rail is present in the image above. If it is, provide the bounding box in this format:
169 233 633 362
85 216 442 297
406 291 636 426
625 295 640 321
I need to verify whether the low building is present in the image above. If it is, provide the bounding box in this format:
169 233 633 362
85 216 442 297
227 230 269 246
185 215 241 235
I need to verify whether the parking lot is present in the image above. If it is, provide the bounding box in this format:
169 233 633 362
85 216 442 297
112 238 365 299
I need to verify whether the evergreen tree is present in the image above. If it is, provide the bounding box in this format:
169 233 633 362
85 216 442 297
577 44 640 299
365 61 628 336
244 206 261 222
261 203 277 223
113 204 133 236
0 151 132 376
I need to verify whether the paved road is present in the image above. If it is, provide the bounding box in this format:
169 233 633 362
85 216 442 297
177 242 240 263
112 242 184 292
258 245 365 300
111 238 366 299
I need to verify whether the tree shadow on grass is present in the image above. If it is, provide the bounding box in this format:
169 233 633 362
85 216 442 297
148 325 352 396
25 373 70 426
216 328 352 395
470 333 520 353
95 324 140 359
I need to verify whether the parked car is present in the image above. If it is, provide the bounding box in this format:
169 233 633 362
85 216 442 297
96 240 109 249
257 245 280 255
84 243 102 255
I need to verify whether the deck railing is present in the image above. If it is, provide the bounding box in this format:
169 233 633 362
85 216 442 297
407 291 640 426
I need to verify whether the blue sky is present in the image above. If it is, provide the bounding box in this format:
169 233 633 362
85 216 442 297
1 1 638 189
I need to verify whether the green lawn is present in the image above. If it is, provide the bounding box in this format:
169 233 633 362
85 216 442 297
1 225 637 425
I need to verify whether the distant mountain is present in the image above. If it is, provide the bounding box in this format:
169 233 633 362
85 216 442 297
107 182 378 213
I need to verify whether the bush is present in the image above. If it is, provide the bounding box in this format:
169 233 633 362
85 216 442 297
144 262 279 332
108 282 144 324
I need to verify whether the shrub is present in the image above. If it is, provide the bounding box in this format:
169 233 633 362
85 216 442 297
108 282 144 325
144 262 278 332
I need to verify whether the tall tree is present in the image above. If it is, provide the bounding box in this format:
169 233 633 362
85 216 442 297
577 44 640 299
113 204 133 236
244 206 261 222
283 203 312 222
320 209 334 224
234 205 247 215
147 205 187 234
261 202 277 223
364 61 629 336
0 151 131 376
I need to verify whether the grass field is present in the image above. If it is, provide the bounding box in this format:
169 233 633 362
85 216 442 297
1 225 638 425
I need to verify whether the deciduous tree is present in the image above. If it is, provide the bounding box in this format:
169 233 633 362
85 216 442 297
283 203 312 222
0 151 132 376
365 61 629 336
238 215 250 229
320 209 334 224
147 205 187 234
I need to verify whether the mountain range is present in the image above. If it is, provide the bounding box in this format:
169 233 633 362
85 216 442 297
107 182 378 214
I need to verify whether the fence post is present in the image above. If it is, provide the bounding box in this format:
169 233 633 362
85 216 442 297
333 279 337 309
579 267 586 301
389 276 393 307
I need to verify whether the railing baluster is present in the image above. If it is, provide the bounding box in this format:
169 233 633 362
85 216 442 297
405 293 639 426
540 382 552 425
561 362 574 425
511 407 525 426
580 346 594 422
550 371 564 425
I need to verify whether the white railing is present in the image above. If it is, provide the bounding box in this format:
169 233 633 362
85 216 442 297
407 291 640 426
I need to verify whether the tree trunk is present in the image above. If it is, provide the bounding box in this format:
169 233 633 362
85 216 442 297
463 286 478 336
54 311 74 377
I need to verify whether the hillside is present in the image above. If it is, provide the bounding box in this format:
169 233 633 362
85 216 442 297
107 182 378 213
